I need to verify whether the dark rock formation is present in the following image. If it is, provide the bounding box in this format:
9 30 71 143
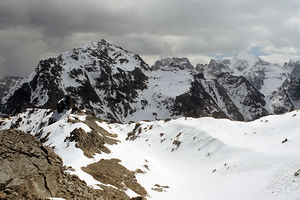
65 114 119 158
172 72 268 121
172 73 227 119
82 158 147 199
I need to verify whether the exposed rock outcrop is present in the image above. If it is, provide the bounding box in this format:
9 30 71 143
0 129 107 199
82 158 147 199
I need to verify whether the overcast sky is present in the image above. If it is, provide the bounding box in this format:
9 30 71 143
1 0 300 78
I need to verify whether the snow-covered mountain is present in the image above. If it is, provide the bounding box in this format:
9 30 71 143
197 52 292 97
0 76 23 100
0 40 151 121
266 61 300 114
196 52 300 115
0 41 273 122
1 104 300 199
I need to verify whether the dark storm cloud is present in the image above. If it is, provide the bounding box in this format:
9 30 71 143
1 0 300 78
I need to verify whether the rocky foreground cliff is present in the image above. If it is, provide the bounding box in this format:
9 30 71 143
0 129 108 200
0 99 147 200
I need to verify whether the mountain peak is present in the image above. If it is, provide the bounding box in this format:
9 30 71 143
57 39 150 72
81 39 126 52
0 40 151 119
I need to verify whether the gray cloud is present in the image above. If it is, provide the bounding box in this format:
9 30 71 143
1 0 300 78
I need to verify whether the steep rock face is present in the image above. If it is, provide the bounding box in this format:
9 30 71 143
216 73 268 120
0 76 23 100
198 77 245 121
268 61 300 113
172 73 227 119
268 87 294 114
287 61 300 108
173 72 268 121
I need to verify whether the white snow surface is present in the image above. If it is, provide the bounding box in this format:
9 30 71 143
2 108 300 199
97 110 300 200
126 68 193 122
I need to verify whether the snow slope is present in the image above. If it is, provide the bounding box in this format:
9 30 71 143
98 110 300 200
2 108 300 199
126 66 194 121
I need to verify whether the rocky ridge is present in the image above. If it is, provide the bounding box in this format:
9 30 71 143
0 129 106 200
0 103 148 199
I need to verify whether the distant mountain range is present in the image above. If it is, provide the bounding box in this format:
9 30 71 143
1 40 300 122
